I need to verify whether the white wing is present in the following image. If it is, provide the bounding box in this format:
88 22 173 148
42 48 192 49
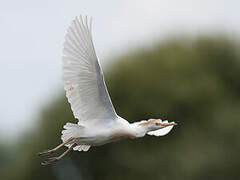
62 16 117 126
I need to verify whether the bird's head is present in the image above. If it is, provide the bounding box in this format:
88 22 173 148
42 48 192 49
138 119 177 136
140 119 176 129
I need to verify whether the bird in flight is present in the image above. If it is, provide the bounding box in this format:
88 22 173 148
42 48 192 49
39 15 177 165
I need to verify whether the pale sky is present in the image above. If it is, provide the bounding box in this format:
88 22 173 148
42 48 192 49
0 0 239 140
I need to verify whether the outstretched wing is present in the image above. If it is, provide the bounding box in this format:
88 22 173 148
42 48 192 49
62 16 117 126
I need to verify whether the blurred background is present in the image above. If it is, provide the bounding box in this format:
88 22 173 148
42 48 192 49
1 0 240 180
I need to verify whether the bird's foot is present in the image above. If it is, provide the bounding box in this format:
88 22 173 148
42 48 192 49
41 157 59 166
38 149 55 156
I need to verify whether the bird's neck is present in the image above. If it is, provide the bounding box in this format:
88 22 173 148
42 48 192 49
129 121 150 138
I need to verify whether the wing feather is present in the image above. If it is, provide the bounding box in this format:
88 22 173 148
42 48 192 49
62 16 117 126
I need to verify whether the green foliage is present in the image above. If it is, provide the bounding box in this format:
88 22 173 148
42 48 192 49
3 36 240 180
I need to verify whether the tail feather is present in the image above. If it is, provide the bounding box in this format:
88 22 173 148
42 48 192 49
73 145 90 152
61 122 91 151
61 123 83 142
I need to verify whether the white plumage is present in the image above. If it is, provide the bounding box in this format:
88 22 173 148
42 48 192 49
62 16 117 124
39 15 177 165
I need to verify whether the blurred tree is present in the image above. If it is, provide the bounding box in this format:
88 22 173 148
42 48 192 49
4 36 240 180
0 143 16 178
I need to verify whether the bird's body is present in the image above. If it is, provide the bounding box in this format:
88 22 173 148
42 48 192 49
62 116 148 147
39 15 177 165
63 116 132 147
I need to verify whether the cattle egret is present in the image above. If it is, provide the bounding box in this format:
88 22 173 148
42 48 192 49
39 15 177 165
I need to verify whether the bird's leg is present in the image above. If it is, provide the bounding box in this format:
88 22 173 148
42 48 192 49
41 143 76 166
38 136 79 156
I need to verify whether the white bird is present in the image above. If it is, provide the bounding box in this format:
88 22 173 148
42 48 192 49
39 15 177 165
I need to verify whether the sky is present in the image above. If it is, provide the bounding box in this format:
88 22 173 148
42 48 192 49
0 0 239 140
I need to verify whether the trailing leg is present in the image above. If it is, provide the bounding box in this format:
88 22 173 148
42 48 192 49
41 143 76 165
38 136 79 156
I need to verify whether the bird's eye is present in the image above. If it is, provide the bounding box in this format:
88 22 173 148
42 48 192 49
155 123 159 126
